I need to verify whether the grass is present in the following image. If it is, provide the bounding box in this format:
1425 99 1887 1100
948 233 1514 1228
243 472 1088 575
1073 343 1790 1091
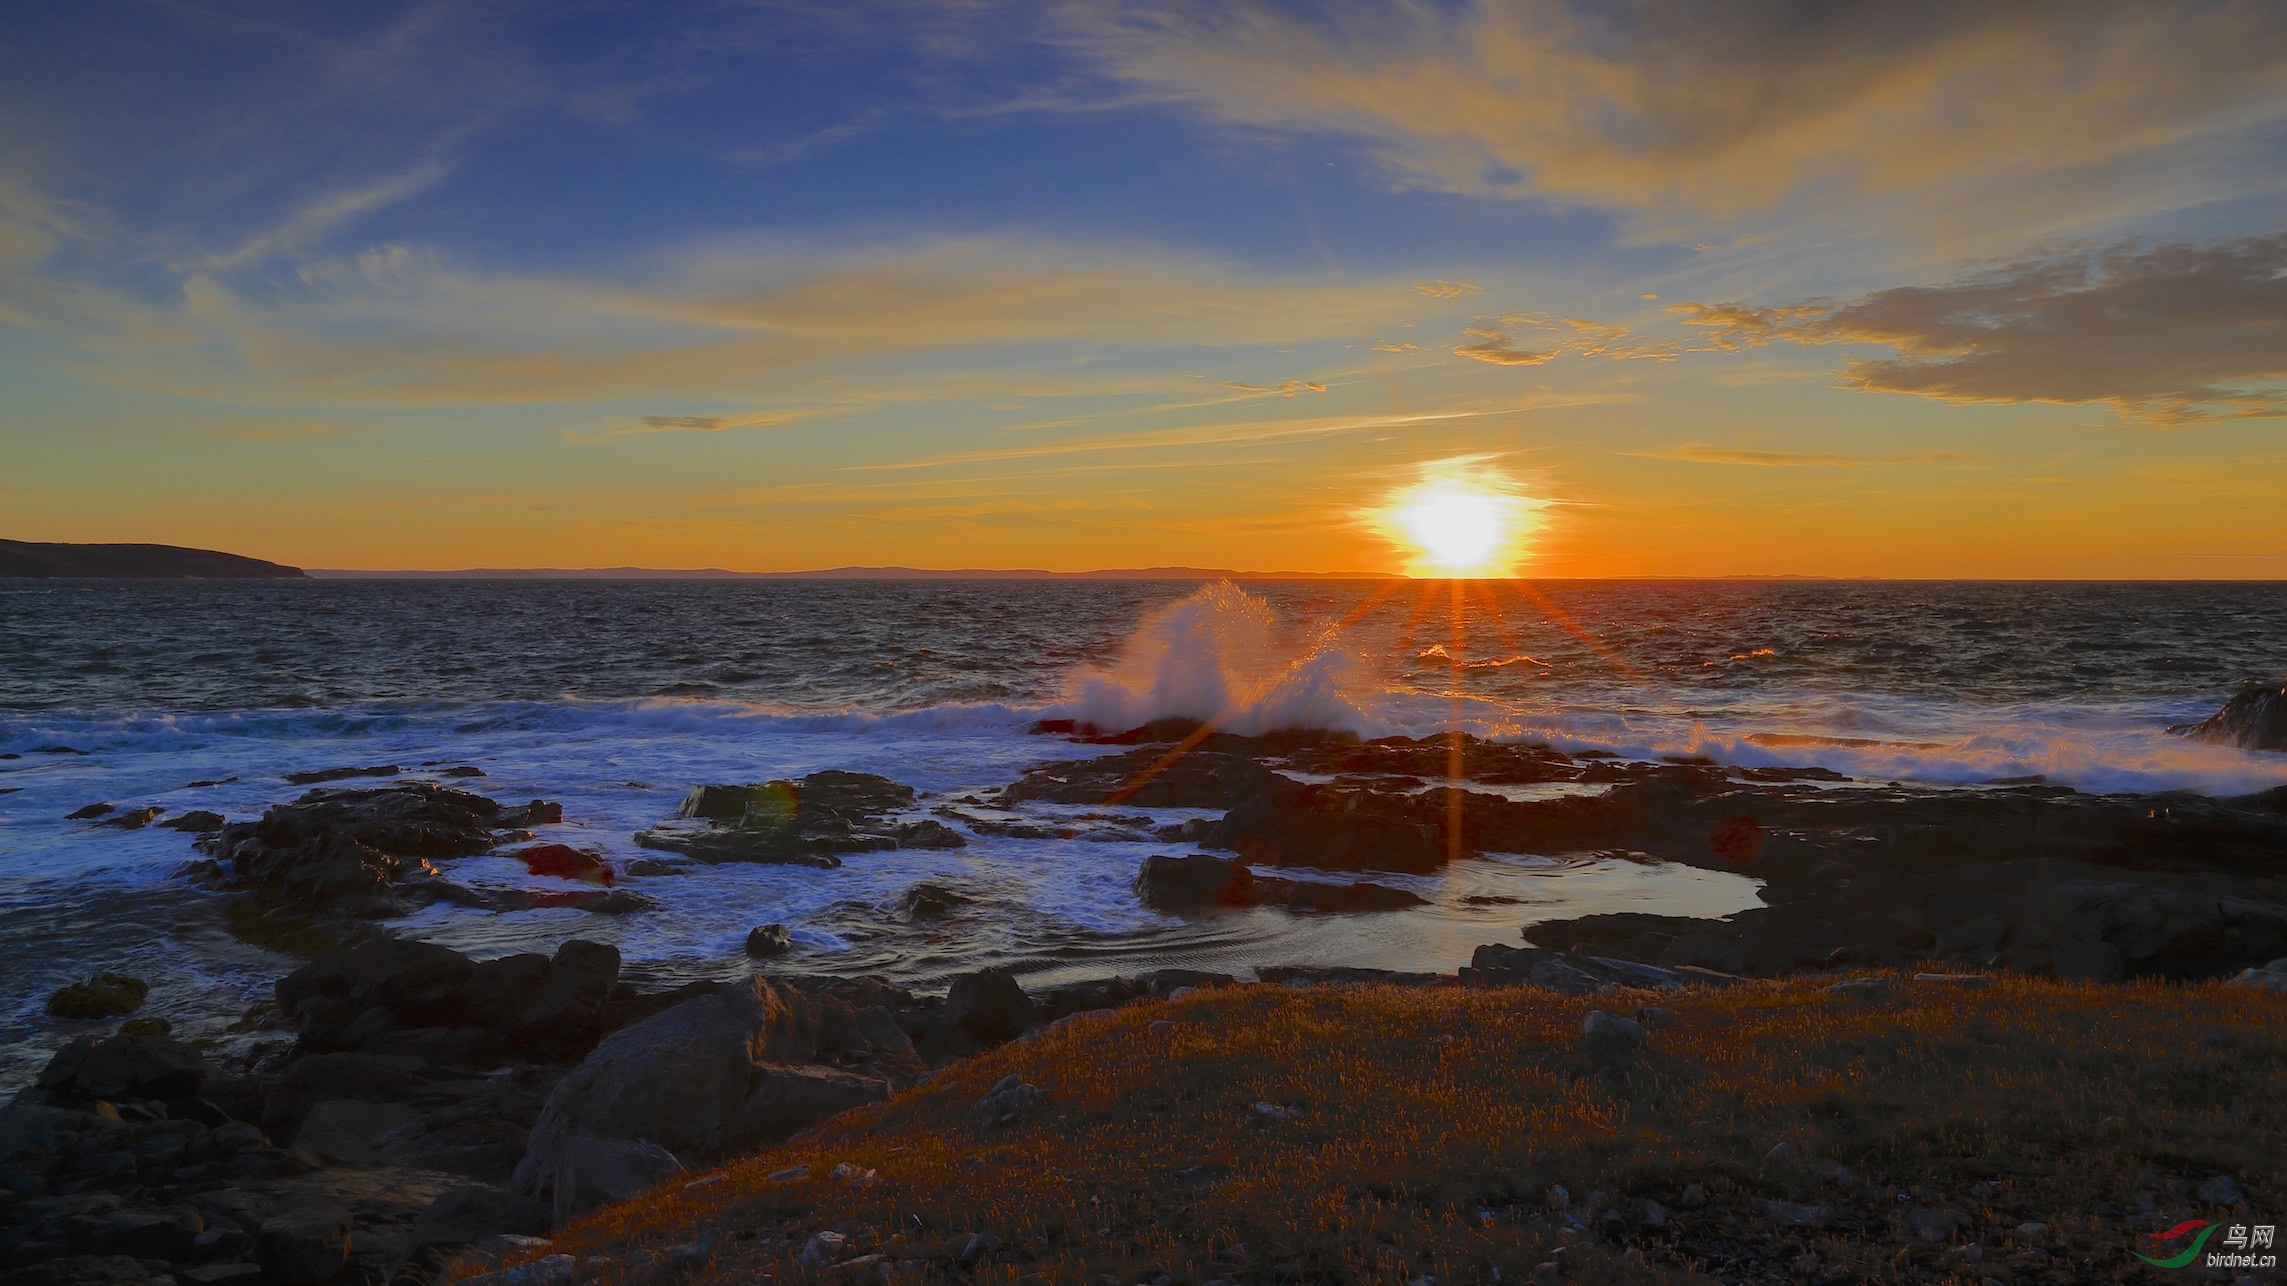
506 974 2286 1285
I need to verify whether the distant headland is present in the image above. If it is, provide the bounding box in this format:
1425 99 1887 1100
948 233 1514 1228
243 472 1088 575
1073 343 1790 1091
0 539 306 579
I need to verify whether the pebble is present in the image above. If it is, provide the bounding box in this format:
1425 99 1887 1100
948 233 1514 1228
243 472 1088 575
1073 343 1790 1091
1677 1183 1707 1208
768 1164 810 1184
799 1231 847 1268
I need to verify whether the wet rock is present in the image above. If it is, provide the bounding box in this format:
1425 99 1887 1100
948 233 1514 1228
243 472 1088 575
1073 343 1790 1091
159 810 227 833
1034 977 1144 1020
508 844 614 885
941 969 1042 1046
97 807 165 830
995 746 1286 809
46 973 150 1020
511 977 904 1200
34 1034 209 1103
744 924 793 957
634 771 957 866
485 887 658 915
901 882 969 918
282 765 402 785
67 803 114 820
197 784 558 916
1132 854 1427 913
2175 678 2287 751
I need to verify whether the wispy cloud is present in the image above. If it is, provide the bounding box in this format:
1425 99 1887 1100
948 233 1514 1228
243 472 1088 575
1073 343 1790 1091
1061 1 2287 237
1628 443 1974 467
192 160 453 273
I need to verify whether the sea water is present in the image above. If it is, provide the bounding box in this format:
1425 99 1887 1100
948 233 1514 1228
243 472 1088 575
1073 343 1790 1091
3 578 2283 1087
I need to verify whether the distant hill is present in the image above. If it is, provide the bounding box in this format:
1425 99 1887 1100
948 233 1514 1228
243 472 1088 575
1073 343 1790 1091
0 539 306 579
308 565 1396 580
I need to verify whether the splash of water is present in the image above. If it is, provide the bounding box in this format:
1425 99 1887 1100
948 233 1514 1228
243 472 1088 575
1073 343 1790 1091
1048 582 1385 736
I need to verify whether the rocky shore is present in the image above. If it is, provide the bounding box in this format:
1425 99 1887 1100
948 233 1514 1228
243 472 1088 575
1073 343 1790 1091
9 695 2287 1285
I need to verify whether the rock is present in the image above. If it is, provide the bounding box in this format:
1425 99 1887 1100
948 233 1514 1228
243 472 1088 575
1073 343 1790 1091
996 747 1285 809
262 1053 425 1140
1678 1183 1707 1208
284 765 403 785
291 1099 426 1166
941 970 1042 1045
799 1231 848 1268
277 937 474 1040
511 977 902 1198
98 807 165 829
1462 943 1715 993
1578 1010 1646 1054
196 783 556 915
744 924 793 957
509 844 614 884
634 771 956 866
2199 1176 2247 1206
1254 966 1446 987
1822 977 1899 999
46 972 150 1019
1935 912 2010 958
407 1185 551 1246
179 1263 263 1285
2229 958 2287 991
458 941 621 1061
67 803 115 820
255 1207 352 1286
160 810 227 833
1134 854 1429 913
2176 678 2287 751
34 1034 209 1102
546 1136 683 1224
901 882 969 918
975 1076 1046 1128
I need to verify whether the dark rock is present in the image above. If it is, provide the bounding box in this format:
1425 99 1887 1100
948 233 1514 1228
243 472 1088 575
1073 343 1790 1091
406 1185 550 1247
507 845 613 885
278 938 474 1041
941 970 1042 1045
438 766 487 778
1135 968 1237 997
1255 965 1446 987
544 1137 682 1224
282 765 402 785
1034 977 1143 1021
901 882 969 918
67 803 114 820
34 1034 209 1103
996 747 1286 809
511 977 911 1199
1462 943 1725 993
97 807 165 830
160 811 227 833
255 1207 352 1286
744 924 793 958
46 973 150 1020
262 1053 424 1140
2175 678 2287 751
1133 854 1428 913
484 887 657 915
634 771 952 866
196 784 558 916
290 1099 425 1166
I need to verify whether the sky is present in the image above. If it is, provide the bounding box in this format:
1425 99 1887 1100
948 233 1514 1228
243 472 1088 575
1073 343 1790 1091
2 0 2285 576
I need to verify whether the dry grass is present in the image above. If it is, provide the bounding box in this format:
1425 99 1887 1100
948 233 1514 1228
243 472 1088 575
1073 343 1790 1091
518 974 2286 1285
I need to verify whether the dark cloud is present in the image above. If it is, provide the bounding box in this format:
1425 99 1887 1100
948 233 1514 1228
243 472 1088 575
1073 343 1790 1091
1675 234 2287 423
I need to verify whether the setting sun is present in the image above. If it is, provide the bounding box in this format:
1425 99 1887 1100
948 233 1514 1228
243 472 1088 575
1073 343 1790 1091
1364 458 1546 577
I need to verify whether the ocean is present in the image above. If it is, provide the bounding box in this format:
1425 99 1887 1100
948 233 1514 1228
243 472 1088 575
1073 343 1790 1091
4 577 2284 1089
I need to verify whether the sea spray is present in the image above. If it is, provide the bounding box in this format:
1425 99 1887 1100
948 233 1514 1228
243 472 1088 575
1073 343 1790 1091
1050 582 1385 736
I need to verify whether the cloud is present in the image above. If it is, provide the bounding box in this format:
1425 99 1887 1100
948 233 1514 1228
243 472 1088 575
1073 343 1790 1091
1628 443 1971 467
725 109 890 167
194 160 453 273
1452 327 1556 366
1675 233 2287 423
1221 379 1327 396
1373 341 1417 352
1062 2 2287 232
1413 280 1480 298
72 236 1410 405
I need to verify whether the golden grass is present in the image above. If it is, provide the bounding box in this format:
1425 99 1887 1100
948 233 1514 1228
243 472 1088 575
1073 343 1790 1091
514 975 2286 1285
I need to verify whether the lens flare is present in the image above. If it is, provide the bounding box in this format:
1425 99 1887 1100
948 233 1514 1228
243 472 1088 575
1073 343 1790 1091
1363 457 1547 577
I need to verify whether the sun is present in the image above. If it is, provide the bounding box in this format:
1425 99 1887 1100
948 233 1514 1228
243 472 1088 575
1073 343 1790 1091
1363 458 1546 577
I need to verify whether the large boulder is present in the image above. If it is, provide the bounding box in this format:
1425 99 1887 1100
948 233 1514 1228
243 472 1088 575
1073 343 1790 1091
509 977 910 1201
2176 678 2287 751
275 937 619 1059
942 969 1042 1045
277 938 475 1041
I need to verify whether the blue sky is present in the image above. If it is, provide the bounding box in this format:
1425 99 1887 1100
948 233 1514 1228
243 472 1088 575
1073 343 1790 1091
4 1 2285 573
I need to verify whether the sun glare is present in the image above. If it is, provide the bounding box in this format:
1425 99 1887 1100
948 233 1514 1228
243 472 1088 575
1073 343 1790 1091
1364 458 1545 577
